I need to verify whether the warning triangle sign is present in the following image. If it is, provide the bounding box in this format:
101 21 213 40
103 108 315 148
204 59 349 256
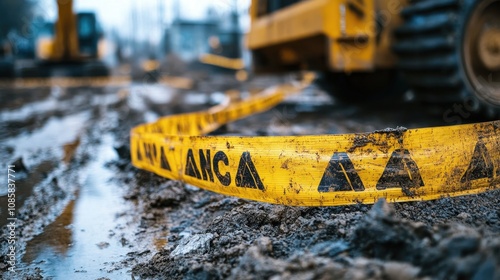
317 152 364 192
235 152 265 190
376 149 424 195
185 149 201 179
461 141 494 183
160 147 171 171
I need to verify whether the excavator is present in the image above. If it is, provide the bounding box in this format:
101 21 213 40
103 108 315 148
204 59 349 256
247 0 500 115
19 0 108 77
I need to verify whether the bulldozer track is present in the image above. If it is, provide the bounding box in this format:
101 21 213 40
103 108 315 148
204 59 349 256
394 0 500 115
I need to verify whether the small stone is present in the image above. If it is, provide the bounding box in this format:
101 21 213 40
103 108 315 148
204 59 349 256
219 235 231 246
383 261 420 280
369 198 395 220
171 233 214 257
96 242 110 249
457 212 471 220
444 236 479 256
113 144 130 159
310 241 349 257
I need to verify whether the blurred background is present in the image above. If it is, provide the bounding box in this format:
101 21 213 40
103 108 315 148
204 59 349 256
0 0 250 80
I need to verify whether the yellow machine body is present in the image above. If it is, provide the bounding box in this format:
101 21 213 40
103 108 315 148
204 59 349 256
247 0 406 72
35 0 106 62
35 0 80 62
26 0 109 77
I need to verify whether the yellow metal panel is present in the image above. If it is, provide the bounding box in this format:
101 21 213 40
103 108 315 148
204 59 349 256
328 0 376 71
247 0 377 71
373 0 409 68
52 0 80 61
247 0 331 49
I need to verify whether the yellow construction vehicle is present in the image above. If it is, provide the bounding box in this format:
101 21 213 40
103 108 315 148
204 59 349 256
247 0 500 113
19 0 108 77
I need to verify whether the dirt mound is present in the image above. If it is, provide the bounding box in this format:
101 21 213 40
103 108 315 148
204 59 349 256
130 180 500 280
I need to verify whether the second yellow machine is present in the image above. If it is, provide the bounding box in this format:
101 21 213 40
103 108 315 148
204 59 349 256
19 0 108 77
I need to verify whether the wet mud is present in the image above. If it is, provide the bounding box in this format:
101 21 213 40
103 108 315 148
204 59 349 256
0 75 499 279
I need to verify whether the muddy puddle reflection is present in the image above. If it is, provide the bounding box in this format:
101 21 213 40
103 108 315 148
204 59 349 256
21 135 146 279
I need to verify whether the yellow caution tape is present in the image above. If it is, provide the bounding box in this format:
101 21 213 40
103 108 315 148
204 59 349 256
131 74 500 206
199 54 245 70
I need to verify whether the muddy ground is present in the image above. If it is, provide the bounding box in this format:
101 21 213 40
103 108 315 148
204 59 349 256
0 73 499 280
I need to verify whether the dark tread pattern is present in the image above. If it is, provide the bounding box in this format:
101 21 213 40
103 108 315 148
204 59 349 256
394 0 464 101
401 0 459 18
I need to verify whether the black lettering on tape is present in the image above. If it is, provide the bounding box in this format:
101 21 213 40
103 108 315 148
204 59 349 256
199 149 214 182
160 146 171 171
213 151 231 186
185 149 202 179
236 152 265 190
136 143 143 161
318 152 365 192
376 149 424 195
143 142 157 164
461 141 494 182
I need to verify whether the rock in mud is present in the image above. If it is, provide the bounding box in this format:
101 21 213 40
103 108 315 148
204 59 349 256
171 233 214 257
10 157 29 178
352 199 500 280
113 144 130 159
149 181 187 207
352 198 429 263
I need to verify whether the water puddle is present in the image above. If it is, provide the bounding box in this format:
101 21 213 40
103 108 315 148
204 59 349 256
128 84 175 111
1 111 89 166
21 135 137 279
23 200 76 264
1 83 173 278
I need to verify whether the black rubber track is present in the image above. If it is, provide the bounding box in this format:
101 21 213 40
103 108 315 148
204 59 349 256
394 0 499 116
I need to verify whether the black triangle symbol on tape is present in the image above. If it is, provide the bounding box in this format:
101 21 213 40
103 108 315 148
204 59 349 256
318 152 364 192
185 149 201 179
236 152 265 190
376 149 424 192
461 141 494 183
160 147 171 171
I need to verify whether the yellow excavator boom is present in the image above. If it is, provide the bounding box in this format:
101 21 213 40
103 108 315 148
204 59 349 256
52 0 80 61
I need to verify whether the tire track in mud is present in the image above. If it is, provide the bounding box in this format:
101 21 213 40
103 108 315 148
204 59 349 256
0 82 207 279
